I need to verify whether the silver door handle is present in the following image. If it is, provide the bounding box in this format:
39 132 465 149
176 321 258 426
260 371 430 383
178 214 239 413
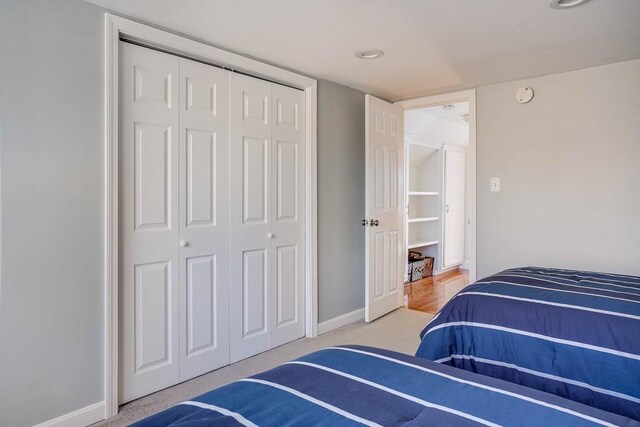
361 219 369 226
266 233 274 239
446 205 449 213
179 240 189 247
371 219 379 227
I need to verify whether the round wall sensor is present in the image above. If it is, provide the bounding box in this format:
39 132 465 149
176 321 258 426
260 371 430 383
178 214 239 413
516 87 534 104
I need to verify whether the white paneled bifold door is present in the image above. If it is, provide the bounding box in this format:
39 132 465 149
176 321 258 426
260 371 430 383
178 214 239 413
119 42 305 403
365 95 404 322
229 74 306 363
177 54 231 382
119 43 182 403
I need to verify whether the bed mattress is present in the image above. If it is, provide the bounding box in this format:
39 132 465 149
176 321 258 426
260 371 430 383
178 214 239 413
132 345 637 426
416 267 640 420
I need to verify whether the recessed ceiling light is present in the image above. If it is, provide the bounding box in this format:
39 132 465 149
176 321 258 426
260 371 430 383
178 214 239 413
355 49 384 59
549 0 591 9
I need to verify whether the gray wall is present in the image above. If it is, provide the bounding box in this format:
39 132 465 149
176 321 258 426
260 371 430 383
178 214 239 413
0 1 105 426
477 60 640 278
10 2 638 424
317 82 366 323
0 1 366 424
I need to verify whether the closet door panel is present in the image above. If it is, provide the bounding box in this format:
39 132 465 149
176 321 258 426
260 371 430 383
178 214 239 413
230 74 272 362
242 249 268 337
276 245 297 327
119 42 180 404
178 58 230 381
185 129 216 226
185 255 216 352
276 141 298 221
271 84 305 347
243 137 269 223
134 261 171 371
134 123 171 230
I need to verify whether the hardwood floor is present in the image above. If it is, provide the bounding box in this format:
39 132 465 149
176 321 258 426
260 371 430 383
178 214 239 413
404 268 469 314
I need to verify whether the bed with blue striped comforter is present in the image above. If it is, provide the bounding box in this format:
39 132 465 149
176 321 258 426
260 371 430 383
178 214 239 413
416 267 640 421
132 345 637 426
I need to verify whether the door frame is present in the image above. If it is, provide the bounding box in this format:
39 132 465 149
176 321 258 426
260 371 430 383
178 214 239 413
104 14 318 418
395 89 477 284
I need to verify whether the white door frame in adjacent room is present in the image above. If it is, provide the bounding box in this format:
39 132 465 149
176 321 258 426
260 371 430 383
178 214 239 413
104 14 318 419
395 90 478 283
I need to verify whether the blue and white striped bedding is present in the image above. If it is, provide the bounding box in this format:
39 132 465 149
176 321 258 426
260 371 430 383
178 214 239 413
132 345 638 426
416 267 640 421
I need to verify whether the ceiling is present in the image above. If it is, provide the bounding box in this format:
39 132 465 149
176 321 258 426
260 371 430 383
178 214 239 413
420 102 469 125
86 0 640 100
405 102 469 148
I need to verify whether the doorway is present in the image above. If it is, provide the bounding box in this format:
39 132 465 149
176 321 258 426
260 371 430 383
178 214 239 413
363 90 476 320
396 91 476 314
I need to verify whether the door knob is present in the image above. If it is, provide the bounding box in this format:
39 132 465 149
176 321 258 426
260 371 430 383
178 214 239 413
267 233 274 239
371 219 379 227
179 240 189 247
361 219 369 226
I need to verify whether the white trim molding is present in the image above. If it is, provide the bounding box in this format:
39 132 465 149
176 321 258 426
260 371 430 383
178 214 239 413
104 13 119 420
104 13 318 419
395 90 475 110
33 402 105 427
305 81 319 339
317 308 365 335
395 89 478 284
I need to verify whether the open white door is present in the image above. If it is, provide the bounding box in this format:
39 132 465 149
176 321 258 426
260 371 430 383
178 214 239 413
365 95 404 322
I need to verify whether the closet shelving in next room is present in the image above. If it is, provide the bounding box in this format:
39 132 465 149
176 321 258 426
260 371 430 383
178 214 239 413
404 100 470 278
406 142 442 257
408 191 439 196
407 217 439 223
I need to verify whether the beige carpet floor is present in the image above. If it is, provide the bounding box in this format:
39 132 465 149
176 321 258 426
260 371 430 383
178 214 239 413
94 308 432 426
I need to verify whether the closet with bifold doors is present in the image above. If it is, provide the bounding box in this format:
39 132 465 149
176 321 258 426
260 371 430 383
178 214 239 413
118 41 306 403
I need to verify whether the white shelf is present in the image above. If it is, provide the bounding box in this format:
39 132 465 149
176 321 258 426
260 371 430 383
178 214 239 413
408 191 439 196
408 240 439 249
407 217 439 223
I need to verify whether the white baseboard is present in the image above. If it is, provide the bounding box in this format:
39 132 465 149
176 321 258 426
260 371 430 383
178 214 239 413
317 308 365 335
33 401 105 427
460 260 471 270
435 263 464 276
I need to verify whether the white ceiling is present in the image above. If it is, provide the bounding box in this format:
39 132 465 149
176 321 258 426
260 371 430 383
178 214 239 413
86 0 640 100
420 102 470 125
405 102 469 147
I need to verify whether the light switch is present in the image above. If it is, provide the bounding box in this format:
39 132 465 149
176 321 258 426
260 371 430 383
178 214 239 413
491 177 501 192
